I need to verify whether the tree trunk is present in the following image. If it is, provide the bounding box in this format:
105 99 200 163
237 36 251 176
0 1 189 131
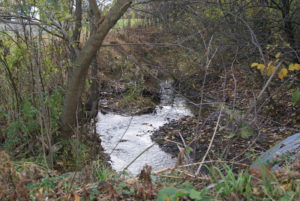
61 0 132 137
72 0 82 47
281 0 295 48
86 0 101 121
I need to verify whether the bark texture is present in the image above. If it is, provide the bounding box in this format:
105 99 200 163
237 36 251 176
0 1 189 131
61 0 132 137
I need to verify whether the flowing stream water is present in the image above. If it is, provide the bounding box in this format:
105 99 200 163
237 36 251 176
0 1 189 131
96 80 192 175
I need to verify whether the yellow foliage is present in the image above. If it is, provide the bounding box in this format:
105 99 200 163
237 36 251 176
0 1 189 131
266 44 277 50
288 63 300 71
267 66 276 76
288 64 294 71
266 61 276 76
251 61 299 80
267 61 273 67
251 62 266 74
251 63 259 67
275 52 281 58
278 68 288 80
257 64 265 73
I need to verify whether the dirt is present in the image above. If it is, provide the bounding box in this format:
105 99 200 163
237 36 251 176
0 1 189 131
93 29 164 116
97 78 161 115
151 67 300 171
2 26 300 201
151 114 299 171
96 29 300 172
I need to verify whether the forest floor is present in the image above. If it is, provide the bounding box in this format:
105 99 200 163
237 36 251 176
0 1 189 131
152 68 300 169
93 27 300 200
1 27 300 200
97 27 300 171
97 27 300 200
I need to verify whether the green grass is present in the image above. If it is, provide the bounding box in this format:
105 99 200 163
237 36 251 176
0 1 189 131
208 166 300 200
92 160 116 182
157 165 300 201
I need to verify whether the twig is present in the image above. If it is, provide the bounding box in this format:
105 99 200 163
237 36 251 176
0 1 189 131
154 160 248 175
122 143 155 172
158 175 185 179
178 132 187 148
67 172 78 201
244 61 283 118
180 160 248 168
109 116 133 155
188 111 220 146
226 12 266 64
195 106 224 175
256 74 298 114
230 48 239 110
257 61 283 100
177 132 192 164
164 138 183 146
198 36 218 117
173 169 197 178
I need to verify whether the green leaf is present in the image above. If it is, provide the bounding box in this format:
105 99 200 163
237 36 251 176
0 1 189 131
239 126 254 139
119 182 127 188
291 91 300 104
181 182 195 190
185 146 193 155
224 133 236 139
157 187 179 201
189 189 203 200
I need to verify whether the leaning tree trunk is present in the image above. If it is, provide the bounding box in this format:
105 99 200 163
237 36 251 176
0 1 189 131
85 0 102 120
61 0 132 138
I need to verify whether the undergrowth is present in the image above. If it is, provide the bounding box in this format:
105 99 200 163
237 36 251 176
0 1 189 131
157 165 300 201
1 149 300 200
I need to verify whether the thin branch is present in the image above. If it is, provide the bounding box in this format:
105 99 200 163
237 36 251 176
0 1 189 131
244 61 283 119
154 159 248 175
0 17 40 25
122 143 155 172
109 116 133 155
226 12 266 65
195 105 224 175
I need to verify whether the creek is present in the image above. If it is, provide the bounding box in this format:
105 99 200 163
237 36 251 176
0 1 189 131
96 80 192 175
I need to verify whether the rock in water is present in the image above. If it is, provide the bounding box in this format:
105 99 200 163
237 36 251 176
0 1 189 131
251 133 300 171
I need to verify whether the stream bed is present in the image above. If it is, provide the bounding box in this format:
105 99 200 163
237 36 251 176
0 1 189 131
96 80 192 175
